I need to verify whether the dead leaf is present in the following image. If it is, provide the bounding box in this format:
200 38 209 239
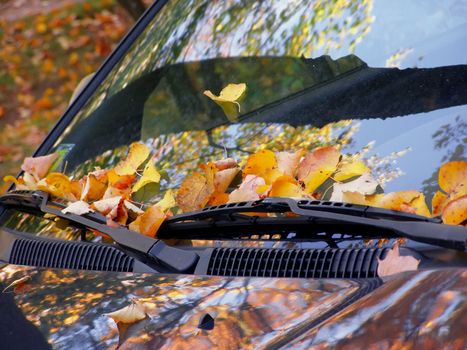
131 161 160 193
2 275 32 294
203 83 246 122
276 150 304 177
80 174 107 201
61 201 94 215
214 167 240 193
114 143 150 176
155 190 176 211
229 175 267 202
21 153 58 180
334 158 369 181
214 158 237 170
442 195 467 225
377 190 431 217
438 161 467 200
176 171 215 212
269 175 305 198
106 299 149 324
377 245 420 277
330 173 379 202
431 191 448 217
244 150 281 184
37 172 75 201
297 146 340 193
129 205 165 237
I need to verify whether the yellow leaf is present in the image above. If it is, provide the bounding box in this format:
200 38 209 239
442 195 467 225
203 83 246 122
244 150 281 185
334 159 369 181
377 244 420 277
155 190 176 211
438 161 467 200
377 190 431 217
297 146 340 194
269 175 304 198
106 299 148 324
81 174 107 201
114 143 150 176
131 161 160 193
431 191 448 217
3 175 21 187
37 172 75 201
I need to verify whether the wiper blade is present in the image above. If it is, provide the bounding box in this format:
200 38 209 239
0 190 198 272
161 197 467 251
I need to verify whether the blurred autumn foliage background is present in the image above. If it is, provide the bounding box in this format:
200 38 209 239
0 0 150 193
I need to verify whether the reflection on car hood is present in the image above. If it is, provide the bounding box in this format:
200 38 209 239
0 265 465 349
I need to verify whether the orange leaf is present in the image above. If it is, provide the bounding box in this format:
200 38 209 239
208 192 229 206
431 191 448 217
21 153 58 180
2 275 32 294
269 175 304 198
377 190 431 217
114 143 150 176
297 146 340 193
129 205 165 237
81 174 107 201
37 172 75 201
377 245 420 277
244 150 281 184
442 195 467 225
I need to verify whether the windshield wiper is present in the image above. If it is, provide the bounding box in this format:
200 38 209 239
0 190 199 273
160 197 467 251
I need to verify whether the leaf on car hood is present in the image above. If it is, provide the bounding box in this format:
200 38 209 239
377 244 420 277
2 275 32 294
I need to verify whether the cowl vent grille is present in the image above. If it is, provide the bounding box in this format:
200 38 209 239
9 238 134 272
206 247 388 278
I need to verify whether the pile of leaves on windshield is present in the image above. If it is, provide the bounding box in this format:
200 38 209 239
3 141 466 238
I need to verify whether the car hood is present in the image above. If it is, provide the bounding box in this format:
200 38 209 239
0 265 465 349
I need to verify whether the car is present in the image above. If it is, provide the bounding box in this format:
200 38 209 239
0 0 466 349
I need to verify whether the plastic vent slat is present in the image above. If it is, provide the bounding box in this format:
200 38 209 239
9 239 134 272
207 247 388 278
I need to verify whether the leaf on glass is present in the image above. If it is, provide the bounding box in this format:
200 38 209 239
61 201 94 215
442 195 467 225
203 83 246 122
21 153 58 180
334 158 369 181
129 205 165 237
114 142 150 176
244 149 281 184
131 161 161 193
229 175 268 203
330 173 378 202
276 150 305 177
270 175 305 198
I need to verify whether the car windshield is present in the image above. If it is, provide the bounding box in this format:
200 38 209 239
2 0 467 238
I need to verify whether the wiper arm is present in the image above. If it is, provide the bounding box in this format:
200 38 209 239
161 197 467 251
0 190 199 273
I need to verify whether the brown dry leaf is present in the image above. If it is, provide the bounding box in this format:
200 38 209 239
330 173 379 202
377 245 420 277
297 146 340 194
114 142 150 176
106 299 149 324
20 153 58 180
61 201 94 215
131 161 160 193
269 175 304 198
129 205 165 237
276 150 305 177
244 150 282 184
442 195 467 225
2 275 32 294
176 172 215 212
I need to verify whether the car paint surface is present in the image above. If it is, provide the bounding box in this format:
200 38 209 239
0 264 465 349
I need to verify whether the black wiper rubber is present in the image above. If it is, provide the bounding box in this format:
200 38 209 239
0 190 198 273
162 197 467 251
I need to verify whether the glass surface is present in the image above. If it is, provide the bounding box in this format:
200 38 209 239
5 0 467 238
